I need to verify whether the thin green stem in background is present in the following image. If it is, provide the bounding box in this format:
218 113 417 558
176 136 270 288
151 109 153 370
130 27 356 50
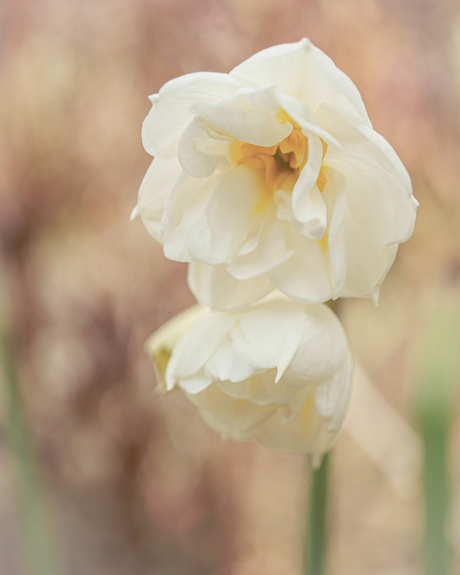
305 453 329 575
1 322 60 575
420 420 449 575
416 302 460 575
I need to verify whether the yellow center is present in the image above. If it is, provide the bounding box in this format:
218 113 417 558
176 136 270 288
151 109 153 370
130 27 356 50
230 128 328 197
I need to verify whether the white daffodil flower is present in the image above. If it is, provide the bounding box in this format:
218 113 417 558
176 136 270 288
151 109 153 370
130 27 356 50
146 294 353 457
133 39 418 310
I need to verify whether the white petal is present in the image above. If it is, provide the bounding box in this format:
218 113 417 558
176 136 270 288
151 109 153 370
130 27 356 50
142 72 243 158
188 262 274 311
190 94 292 146
318 103 418 246
134 157 183 242
145 304 207 392
254 388 340 455
291 132 325 225
230 39 371 125
223 84 281 114
273 189 294 221
267 230 333 304
204 336 257 383
160 172 202 262
230 296 305 382
163 166 265 266
294 185 328 241
236 216 265 256
340 204 399 302
289 305 348 381
180 373 214 394
165 311 239 390
178 117 232 178
146 304 206 360
187 385 277 440
270 167 347 303
315 351 353 430
215 369 301 407
227 212 294 280
274 89 341 150
321 167 348 298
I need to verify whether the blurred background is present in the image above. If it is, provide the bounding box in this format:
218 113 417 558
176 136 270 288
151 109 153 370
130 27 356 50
1 0 460 573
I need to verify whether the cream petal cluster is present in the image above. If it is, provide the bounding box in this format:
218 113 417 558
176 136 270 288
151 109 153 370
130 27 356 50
133 38 418 310
147 295 353 457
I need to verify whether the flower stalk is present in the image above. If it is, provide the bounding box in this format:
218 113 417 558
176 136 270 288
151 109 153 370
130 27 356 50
416 301 460 575
0 277 59 575
305 453 329 575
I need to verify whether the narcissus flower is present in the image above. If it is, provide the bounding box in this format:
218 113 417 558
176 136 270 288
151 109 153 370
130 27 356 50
147 294 353 457
133 39 418 310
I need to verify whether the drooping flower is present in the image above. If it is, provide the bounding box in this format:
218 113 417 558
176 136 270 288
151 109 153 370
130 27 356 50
133 39 418 310
146 294 353 457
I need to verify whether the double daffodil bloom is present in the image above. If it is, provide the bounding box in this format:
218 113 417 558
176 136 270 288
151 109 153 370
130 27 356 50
133 38 418 311
147 294 353 457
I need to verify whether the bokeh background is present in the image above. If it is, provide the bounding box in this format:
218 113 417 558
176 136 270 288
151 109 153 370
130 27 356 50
1 0 460 574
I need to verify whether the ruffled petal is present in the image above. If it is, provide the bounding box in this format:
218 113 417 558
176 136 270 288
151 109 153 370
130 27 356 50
293 185 328 240
230 39 371 125
204 336 257 383
274 89 341 149
190 86 293 147
340 204 399 302
214 369 300 407
227 211 294 280
188 261 274 311
254 387 340 456
321 167 348 298
291 132 325 227
318 103 418 246
267 169 348 305
315 351 354 431
179 372 214 395
142 72 243 158
145 305 206 392
289 305 348 381
160 172 202 262
132 157 183 242
162 166 264 265
230 297 305 382
266 230 333 304
273 188 295 221
165 311 239 390
177 118 232 178
187 385 278 440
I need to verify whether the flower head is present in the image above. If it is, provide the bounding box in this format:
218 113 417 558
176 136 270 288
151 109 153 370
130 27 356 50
147 294 353 457
133 39 418 311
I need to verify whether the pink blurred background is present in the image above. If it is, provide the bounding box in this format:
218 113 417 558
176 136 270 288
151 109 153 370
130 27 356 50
1 0 460 573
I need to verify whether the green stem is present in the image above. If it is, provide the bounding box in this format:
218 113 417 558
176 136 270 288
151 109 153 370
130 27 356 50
1 322 59 575
416 302 460 575
420 420 449 575
305 453 329 575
